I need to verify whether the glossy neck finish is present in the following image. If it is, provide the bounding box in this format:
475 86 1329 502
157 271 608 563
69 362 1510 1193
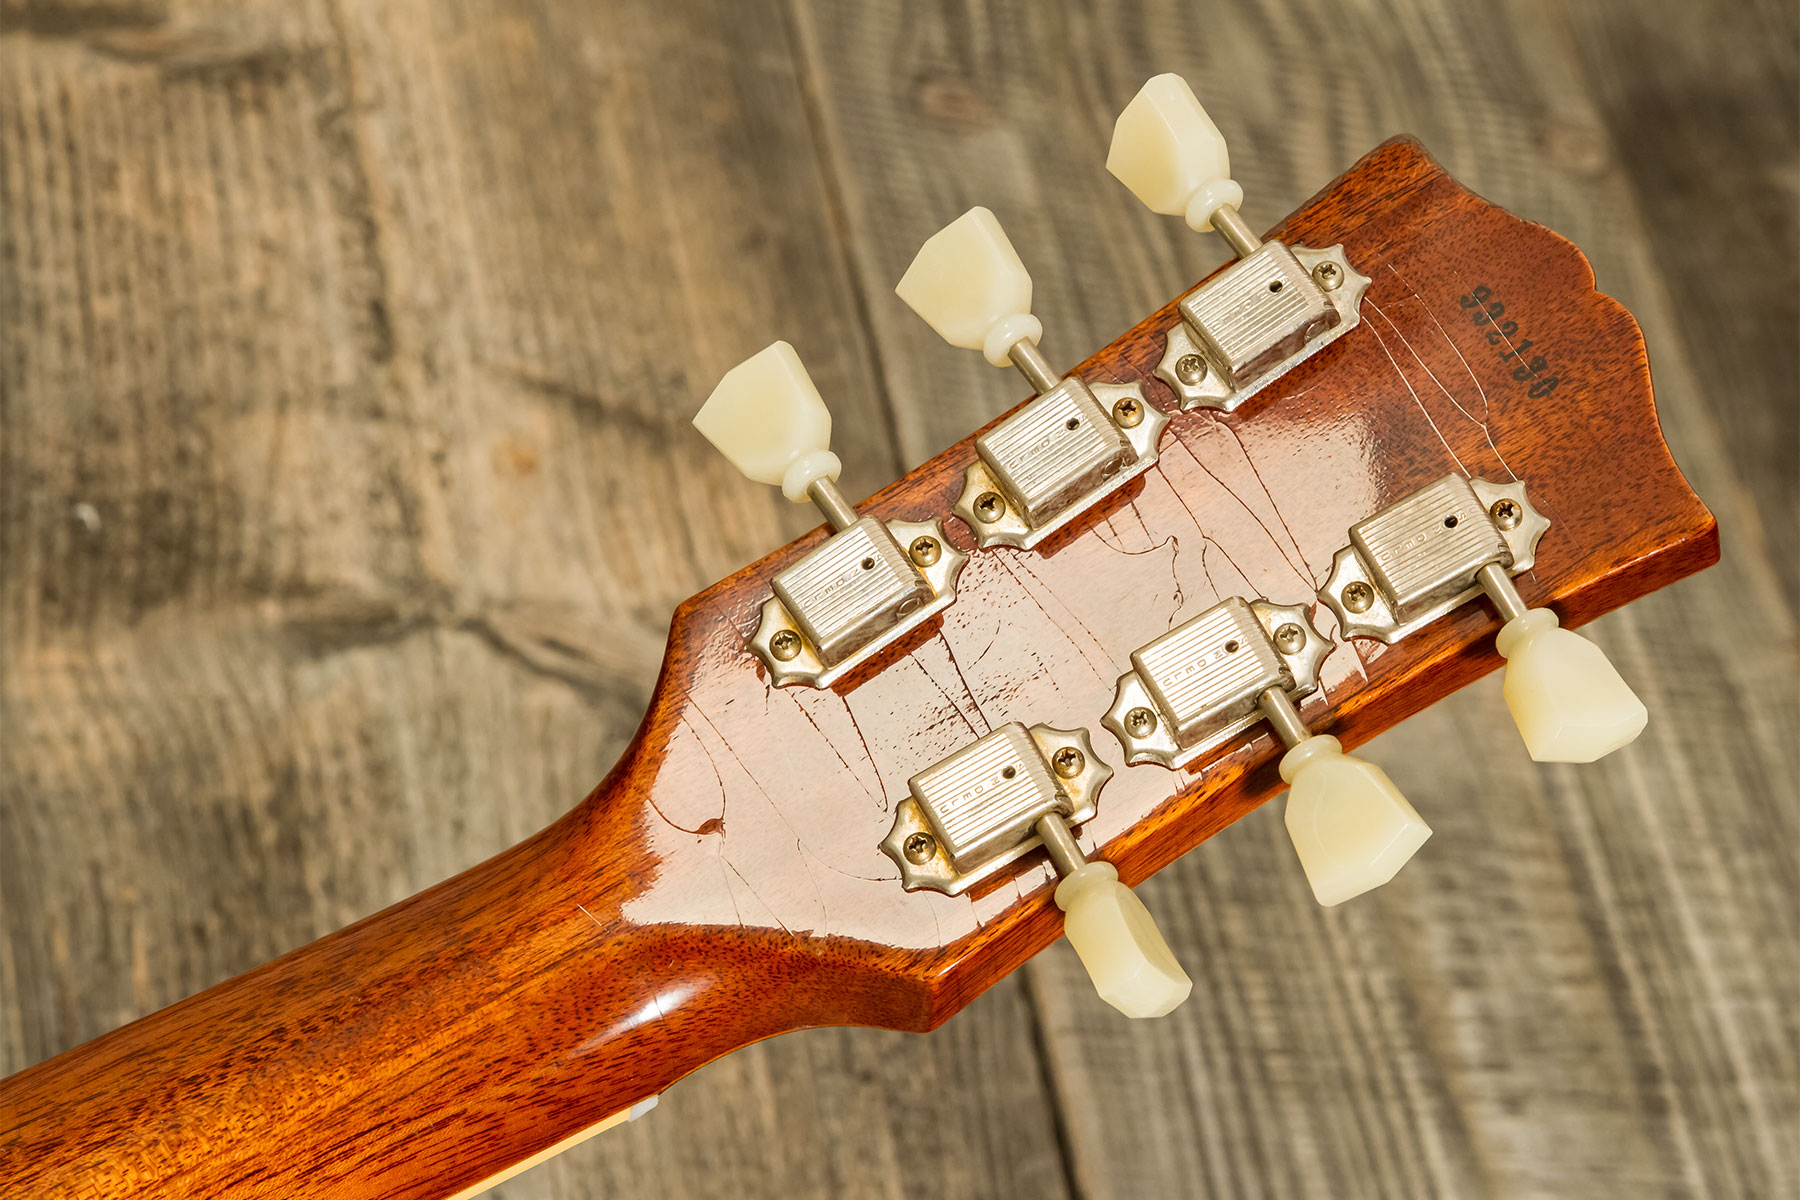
2 744 919 1200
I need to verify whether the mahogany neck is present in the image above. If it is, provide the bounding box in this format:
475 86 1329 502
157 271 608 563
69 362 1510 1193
0 749 879 1199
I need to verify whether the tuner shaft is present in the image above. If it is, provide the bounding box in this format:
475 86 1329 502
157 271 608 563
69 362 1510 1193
1210 204 1262 258
806 476 860 533
1007 339 1062 394
1477 562 1531 623
1035 812 1086 877
1258 686 1311 750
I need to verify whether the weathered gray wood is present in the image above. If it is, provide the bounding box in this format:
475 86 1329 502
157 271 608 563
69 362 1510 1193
1 1 1794 1199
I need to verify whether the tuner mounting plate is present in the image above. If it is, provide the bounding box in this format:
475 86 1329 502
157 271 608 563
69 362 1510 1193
1104 598 1333 769
954 381 1167 550
1319 476 1550 643
751 517 967 688
1156 243 1370 412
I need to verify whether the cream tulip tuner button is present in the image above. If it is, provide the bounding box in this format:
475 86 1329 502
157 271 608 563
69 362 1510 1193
895 206 1043 369
1279 735 1431 908
1107 74 1245 241
1055 862 1192 1019
1495 609 1648 763
693 340 843 505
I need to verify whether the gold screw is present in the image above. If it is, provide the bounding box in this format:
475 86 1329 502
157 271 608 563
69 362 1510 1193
1490 498 1523 530
1274 623 1305 654
1341 581 1374 613
1125 707 1157 737
1175 354 1207 386
1113 396 1144 428
1052 746 1085 778
909 535 941 566
974 491 1006 523
903 832 936 864
770 629 802 660
1312 261 1343 291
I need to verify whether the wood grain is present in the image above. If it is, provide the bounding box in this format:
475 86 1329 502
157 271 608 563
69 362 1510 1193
1 1 1793 1199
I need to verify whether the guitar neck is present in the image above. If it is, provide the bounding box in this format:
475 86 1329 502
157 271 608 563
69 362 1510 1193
0 742 888 1199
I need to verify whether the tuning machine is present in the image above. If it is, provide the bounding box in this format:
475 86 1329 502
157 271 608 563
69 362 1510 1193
896 208 1169 550
1105 597 1429 907
1320 474 1647 762
882 722 1191 1019
1107 74 1370 412
693 342 967 688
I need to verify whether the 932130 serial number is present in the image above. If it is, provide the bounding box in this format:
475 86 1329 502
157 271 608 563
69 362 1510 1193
1461 284 1560 398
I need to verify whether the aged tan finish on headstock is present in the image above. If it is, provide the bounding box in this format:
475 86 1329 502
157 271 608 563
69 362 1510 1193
0 139 1716 1199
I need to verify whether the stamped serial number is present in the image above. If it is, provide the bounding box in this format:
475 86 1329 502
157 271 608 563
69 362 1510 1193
1460 284 1560 398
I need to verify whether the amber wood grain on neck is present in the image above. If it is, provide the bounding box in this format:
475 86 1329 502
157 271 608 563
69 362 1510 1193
0 140 1717 1199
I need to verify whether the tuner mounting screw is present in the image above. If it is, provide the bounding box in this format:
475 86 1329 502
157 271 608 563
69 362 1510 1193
1124 707 1158 737
1341 581 1374 613
1274 623 1306 654
903 832 937 864
1112 396 1144 428
1175 354 1208 386
909 535 942 567
1052 746 1086 778
770 629 803 661
1312 261 1343 291
1489 498 1523 530
974 491 1007 524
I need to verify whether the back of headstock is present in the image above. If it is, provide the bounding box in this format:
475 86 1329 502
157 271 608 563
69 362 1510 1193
644 77 1715 1029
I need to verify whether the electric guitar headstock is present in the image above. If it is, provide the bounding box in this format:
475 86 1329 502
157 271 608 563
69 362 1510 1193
6 74 1717 1200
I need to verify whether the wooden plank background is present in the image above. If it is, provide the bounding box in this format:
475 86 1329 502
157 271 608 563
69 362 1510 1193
1 1 1794 1197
